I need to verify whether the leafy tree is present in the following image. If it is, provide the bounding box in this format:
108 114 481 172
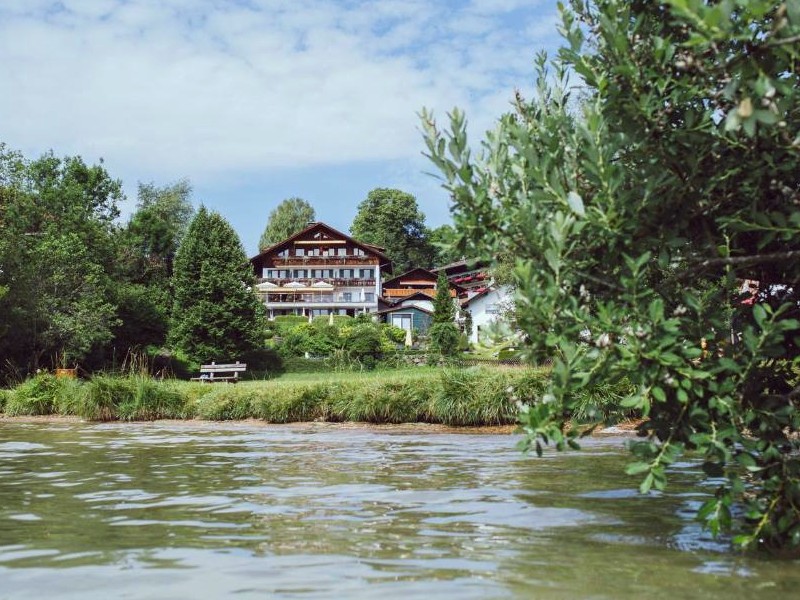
423 1 800 549
429 224 461 267
170 207 266 364
0 146 122 375
350 188 435 272
259 197 315 250
125 180 194 279
112 180 195 355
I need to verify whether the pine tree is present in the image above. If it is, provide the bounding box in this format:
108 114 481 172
170 207 266 364
432 272 455 323
429 272 459 355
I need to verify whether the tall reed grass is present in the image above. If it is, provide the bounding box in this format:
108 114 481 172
0 366 633 426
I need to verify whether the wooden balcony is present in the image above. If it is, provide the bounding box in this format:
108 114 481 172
382 288 455 298
271 256 378 266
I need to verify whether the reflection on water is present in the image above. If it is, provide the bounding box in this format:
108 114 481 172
0 422 797 599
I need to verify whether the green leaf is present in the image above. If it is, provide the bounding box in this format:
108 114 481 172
625 461 651 475
639 472 654 494
566 191 585 217
753 304 767 328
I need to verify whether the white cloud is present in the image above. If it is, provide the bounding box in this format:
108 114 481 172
0 0 562 183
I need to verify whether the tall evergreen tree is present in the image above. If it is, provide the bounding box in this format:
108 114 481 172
432 272 456 323
429 272 459 356
171 207 266 364
259 197 315 251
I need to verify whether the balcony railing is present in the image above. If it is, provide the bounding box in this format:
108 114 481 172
270 256 377 266
257 278 376 288
257 292 375 304
382 288 454 298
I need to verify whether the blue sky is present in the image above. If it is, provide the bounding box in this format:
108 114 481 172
0 0 563 255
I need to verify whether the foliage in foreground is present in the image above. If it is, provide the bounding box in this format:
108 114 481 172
424 1 800 549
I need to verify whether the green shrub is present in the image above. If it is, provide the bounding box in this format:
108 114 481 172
273 315 310 334
428 322 461 356
4 374 60 416
52 377 86 415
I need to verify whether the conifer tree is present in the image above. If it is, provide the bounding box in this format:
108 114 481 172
429 272 459 355
170 207 266 364
432 272 455 323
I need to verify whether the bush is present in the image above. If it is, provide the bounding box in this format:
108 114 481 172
4 374 60 416
428 322 461 356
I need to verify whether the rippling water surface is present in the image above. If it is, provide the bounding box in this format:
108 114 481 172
0 421 798 599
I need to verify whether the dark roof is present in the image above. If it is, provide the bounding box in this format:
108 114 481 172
377 304 433 316
432 258 488 275
383 291 436 306
383 267 467 294
382 267 438 288
249 221 392 267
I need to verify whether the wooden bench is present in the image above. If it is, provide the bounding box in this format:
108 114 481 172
191 361 247 383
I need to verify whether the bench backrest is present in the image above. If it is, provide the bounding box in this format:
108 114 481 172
199 362 247 373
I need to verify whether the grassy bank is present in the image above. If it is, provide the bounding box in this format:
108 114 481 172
0 367 633 426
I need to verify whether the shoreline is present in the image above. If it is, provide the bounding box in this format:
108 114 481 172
0 414 641 436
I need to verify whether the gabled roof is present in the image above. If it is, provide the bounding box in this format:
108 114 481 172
461 286 504 307
383 267 467 294
432 258 488 276
382 267 438 289
250 221 392 267
377 304 434 316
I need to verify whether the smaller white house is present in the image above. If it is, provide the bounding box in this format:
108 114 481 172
461 286 513 345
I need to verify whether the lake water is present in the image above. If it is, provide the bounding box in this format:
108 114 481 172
0 421 798 599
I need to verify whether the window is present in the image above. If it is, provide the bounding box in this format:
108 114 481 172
342 292 353 302
390 314 412 331
294 269 308 279
364 292 375 303
337 247 347 256
360 268 374 279
340 269 355 278
295 248 305 257
354 248 365 256
263 268 271 278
